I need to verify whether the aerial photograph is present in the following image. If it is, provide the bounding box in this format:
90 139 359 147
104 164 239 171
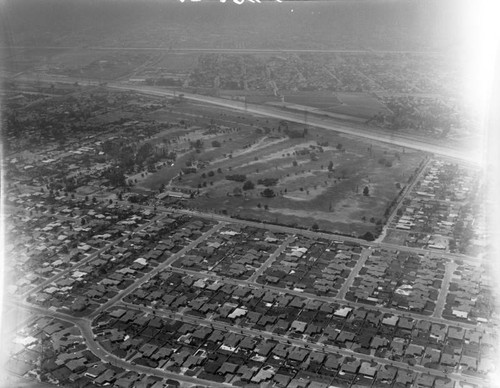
0 0 499 387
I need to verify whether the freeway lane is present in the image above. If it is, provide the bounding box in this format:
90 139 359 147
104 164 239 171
11 74 478 165
105 82 478 165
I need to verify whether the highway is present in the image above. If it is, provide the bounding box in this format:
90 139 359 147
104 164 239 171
105 82 479 165
5 74 491 387
11 74 478 165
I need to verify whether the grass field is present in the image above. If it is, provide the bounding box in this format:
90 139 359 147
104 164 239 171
133 102 424 238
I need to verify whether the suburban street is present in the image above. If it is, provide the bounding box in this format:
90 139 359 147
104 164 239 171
22 213 170 300
5 68 491 388
337 247 372 300
7 298 490 388
247 235 296 283
433 262 459 320
168 266 494 335
376 156 431 243
89 221 226 319
8 302 232 388
117 302 485 387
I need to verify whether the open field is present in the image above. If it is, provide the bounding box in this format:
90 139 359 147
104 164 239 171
130 101 425 238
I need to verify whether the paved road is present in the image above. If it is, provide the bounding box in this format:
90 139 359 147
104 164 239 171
13 299 490 387
9 302 232 388
22 213 168 300
247 235 296 283
4 73 490 386
376 156 431 243
89 221 225 319
433 262 458 319
58 196 478 265
170 266 495 334
12 74 477 164
337 246 372 299
105 82 478 165
115 301 487 387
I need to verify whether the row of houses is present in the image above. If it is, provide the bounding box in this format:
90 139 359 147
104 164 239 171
346 249 446 314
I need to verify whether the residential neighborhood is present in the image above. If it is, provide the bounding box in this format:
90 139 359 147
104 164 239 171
2 1 498 388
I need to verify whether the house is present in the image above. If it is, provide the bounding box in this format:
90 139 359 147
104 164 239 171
94 369 116 385
340 358 360 374
252 365 276 383
376 365 396 382
358 361 377 377
288 348 309 363
291 321 308 333
218 362 238 375
237 365 257 381
324 354 342 370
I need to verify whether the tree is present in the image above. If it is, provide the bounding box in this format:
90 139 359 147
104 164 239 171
233 187 242 196
242 180 255 191
136 143 153 165
211 140 221 147
328 161 334 171
261 188 275 198
361 231 375 241
312 223 319 231
363 186 370 196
